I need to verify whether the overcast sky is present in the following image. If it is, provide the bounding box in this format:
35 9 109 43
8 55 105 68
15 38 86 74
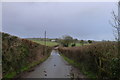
2 2 117 40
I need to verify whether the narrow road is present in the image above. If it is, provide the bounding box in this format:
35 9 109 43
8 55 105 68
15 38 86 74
22 50 85 78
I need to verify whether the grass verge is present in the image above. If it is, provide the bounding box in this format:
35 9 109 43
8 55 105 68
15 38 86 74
60 54 96 78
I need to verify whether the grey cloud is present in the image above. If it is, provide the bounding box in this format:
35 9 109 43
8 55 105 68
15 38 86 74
2 2 117 40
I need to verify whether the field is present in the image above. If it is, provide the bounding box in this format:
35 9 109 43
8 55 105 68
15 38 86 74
29 39 89 47
74 43 90 47
30 40 58 46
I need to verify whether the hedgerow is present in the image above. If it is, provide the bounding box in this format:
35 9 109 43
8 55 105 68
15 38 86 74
2 32 52 78
58 42 120 78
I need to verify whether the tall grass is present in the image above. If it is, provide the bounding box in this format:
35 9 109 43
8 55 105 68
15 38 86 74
2 32 52 78
58 42 120 78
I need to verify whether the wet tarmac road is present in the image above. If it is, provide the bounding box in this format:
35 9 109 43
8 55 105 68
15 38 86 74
22 50 85 78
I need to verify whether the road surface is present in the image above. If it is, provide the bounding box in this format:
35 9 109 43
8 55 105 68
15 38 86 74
22 50 85 78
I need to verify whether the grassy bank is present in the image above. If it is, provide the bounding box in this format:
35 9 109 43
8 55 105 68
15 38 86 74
2 32 52 78
59 42 120 78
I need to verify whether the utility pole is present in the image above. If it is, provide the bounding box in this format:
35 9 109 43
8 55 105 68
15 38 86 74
44 30 46 55
45 30 46 46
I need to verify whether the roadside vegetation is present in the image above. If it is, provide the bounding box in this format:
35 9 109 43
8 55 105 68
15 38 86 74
2 32 52 78
59 42 120 78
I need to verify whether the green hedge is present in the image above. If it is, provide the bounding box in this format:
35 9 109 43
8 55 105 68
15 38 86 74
58 42 120 78
2 33 52 78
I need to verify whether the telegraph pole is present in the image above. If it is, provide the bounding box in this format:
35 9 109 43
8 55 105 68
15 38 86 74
44 30 46 55
45 31 46 46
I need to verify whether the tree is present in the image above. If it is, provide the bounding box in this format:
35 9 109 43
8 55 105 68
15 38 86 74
88 40 92 44
71 43 76 47
111 11 120 41
110 1 120 57
80 40 84 46
59 35 73 47
70 39 78 47
74 39 78 42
